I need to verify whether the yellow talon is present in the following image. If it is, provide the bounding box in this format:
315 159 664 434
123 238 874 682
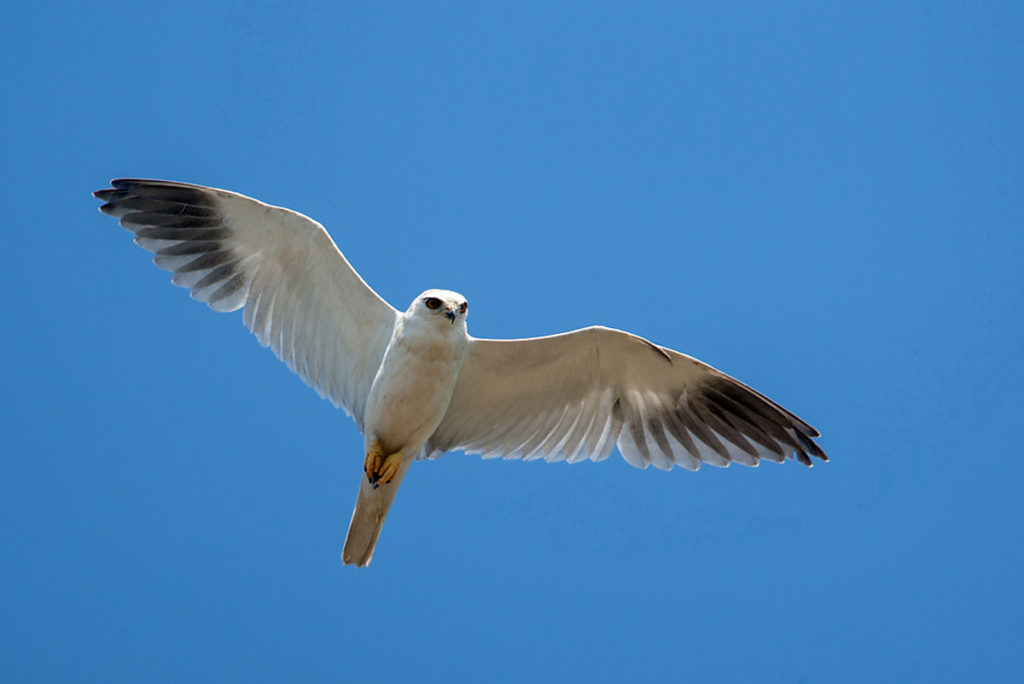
364 443 402 489
379 457 400 485
363 442 381 473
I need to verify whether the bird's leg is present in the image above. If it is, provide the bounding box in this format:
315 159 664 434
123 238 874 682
364 442 404 489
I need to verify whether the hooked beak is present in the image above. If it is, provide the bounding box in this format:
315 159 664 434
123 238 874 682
445 307 456 324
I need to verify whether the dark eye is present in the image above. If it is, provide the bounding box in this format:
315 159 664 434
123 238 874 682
459 302 468 314
424 297 442 310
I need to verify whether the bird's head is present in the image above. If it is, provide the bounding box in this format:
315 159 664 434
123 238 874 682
409 289 469 327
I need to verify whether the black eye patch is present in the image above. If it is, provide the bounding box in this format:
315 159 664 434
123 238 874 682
459 302 468 314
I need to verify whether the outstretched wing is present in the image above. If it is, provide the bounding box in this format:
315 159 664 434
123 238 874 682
95 178 398 428
427 326 826 470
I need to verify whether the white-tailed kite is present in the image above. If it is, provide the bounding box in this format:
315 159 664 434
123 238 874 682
94 179 827 567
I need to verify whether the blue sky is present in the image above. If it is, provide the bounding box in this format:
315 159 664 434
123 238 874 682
2 2 1022 681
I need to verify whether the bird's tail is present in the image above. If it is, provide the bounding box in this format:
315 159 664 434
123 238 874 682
342 455 412 567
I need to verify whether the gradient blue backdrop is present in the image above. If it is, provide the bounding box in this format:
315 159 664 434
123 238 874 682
3 2 1022 682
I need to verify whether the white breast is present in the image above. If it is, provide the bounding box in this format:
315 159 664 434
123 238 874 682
362 314 470 456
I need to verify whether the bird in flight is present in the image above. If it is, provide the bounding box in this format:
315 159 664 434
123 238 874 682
94 179 827 567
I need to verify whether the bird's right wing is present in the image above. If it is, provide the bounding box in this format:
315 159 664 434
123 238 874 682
95 178 398 428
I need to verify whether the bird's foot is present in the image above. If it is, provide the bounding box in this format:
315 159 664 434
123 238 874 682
364 443 403 489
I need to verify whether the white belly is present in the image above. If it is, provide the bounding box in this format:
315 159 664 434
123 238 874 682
362 319 468 456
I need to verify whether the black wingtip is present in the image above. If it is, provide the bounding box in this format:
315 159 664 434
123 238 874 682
794 429 827 462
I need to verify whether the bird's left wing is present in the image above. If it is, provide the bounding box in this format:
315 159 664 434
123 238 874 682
426 326 826 470
95 179 398 428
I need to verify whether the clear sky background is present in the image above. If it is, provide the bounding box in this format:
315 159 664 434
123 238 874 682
2 2 1022 682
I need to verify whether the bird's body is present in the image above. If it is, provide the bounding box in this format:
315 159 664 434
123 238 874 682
363 292 470 458
344 291 470 565
94 178 828 567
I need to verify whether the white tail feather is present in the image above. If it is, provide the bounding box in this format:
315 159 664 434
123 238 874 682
342 457 412 567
